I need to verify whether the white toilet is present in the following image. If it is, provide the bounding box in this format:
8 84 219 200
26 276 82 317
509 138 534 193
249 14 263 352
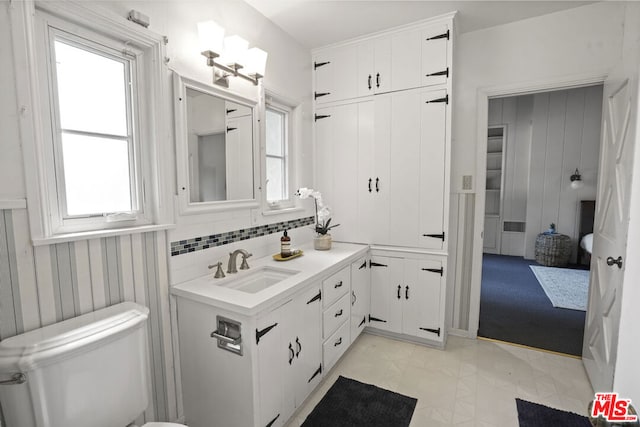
0 302 186 427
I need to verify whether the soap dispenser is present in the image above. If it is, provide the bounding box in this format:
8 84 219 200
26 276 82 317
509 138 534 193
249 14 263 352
281 230 291 258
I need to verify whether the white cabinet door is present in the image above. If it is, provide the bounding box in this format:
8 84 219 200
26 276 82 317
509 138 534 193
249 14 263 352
257 303 288 427
357 36 392 97
313 45 358 104
369 254 446 342
369 255 403 333
388 90 422 247
291 284 323 404
257 284 322 427
418 89 447 250
421 23 450 87
391 28 423 92
404 259 445 343
316 101 374 244
350 256 370 342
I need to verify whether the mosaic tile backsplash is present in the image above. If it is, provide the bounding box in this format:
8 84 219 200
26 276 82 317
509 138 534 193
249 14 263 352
170 216 315 256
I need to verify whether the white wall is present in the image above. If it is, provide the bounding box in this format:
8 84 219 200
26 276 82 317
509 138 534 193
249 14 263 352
525 86 602 261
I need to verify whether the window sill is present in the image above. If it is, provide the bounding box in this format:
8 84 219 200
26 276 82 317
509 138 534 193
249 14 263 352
31 223 176 246
262 206 303 217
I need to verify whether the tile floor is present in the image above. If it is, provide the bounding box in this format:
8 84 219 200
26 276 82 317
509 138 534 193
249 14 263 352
286 333 594 427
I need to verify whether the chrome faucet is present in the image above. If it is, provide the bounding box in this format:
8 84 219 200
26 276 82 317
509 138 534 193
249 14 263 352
227 249 252 274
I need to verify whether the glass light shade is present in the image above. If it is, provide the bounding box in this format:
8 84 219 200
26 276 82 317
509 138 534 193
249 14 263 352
221 35 249 65
243 47 268 76
570 179 584 190
197 20 225 54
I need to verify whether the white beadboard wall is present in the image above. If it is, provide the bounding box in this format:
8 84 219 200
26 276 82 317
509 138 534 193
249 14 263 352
486 86 602 261
525 85 602 261
0 207 171 425
487 95 534 256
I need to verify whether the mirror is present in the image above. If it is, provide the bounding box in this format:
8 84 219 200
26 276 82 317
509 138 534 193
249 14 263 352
174 73 259 214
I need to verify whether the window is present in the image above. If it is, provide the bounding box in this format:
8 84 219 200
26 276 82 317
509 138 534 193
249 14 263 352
50 34 140 219
265 100 291 205
14 3 171 241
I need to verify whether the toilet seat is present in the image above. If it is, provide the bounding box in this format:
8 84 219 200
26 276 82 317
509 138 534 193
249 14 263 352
143 423 187 427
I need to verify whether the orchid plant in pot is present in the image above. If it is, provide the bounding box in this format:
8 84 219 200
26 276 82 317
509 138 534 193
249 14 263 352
296 188 340 250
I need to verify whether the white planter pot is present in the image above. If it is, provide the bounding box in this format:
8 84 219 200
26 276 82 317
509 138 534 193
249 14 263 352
313 234 332 250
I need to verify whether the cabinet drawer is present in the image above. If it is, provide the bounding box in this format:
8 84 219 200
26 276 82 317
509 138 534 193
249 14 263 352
322 266 350 307
323 320 350 373
323 292 350 339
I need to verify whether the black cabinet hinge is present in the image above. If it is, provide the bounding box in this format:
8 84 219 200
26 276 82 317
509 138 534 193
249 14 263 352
308 364 322 383
314 61 330 69
315 114 331 122
423 232 445 241
426 30 449 41
369 315 387 323
359 260 367 270
425 95 448 105
306 290 321 304
314 92 331 100
419 327 441 336
358 316 366 327
426 68 449 78
226 127 237 132
422 267 444 276
266 413 280 427
226 108 237 114
369 261 388 268
256 323 278 345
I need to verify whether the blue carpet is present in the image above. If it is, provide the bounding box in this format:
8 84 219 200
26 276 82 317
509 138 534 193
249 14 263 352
479 254 586 356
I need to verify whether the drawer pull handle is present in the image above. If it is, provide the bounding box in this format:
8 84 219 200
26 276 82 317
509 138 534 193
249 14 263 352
397 285 401 299
288 342 294 365
335 309 343 317
296 337 302 358
352 290 356 306
405 285 409 300
334 337 342 347
334 281 343 289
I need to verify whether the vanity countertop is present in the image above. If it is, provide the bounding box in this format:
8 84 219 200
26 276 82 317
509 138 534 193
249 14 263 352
170 242 368 316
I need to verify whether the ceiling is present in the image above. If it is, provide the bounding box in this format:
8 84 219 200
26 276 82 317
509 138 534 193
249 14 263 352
243 0 594 49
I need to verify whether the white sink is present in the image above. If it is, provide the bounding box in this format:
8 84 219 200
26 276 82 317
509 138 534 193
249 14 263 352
222 266 299 294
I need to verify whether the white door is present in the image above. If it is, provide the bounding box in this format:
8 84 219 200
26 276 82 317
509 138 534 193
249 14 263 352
583 62 638 391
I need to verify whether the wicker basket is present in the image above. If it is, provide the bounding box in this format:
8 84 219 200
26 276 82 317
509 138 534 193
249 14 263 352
534 233 572 266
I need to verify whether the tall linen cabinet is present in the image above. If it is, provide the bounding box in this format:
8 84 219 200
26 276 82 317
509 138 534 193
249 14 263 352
313 13 454 348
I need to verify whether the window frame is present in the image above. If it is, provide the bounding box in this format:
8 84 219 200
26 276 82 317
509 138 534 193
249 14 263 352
46 28 143 225
263 92 296 211
10 1 172 244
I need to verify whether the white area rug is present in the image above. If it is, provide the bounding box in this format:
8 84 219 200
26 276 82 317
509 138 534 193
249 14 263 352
529 265 590 311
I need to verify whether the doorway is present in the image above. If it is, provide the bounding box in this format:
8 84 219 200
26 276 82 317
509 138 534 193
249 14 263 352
477 85 603 356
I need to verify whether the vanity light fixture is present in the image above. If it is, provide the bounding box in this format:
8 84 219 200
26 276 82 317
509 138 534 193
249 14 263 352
198 20 267 87
570 168 584 190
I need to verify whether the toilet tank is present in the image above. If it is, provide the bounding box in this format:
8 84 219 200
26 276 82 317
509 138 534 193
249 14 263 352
0 302 150 427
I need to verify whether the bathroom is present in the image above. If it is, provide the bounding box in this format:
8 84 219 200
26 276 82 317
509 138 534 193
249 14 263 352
1 1 640 426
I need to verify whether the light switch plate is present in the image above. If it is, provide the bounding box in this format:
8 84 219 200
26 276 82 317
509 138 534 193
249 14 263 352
462 175 473 190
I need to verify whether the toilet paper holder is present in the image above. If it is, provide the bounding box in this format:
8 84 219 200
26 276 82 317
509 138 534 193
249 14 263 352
211 315 243 356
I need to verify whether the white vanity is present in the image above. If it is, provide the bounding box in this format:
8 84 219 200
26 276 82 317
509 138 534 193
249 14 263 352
171 243 368 427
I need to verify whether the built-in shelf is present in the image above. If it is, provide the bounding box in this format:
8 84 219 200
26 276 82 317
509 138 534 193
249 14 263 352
484 125 506 254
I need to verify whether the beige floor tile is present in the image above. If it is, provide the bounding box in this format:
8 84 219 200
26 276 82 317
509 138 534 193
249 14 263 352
286 333 593 427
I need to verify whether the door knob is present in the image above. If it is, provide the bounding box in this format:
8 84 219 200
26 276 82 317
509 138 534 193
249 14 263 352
606 256 623 269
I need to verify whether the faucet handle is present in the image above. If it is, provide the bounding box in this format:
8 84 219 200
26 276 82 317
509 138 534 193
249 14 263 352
240 253 253 270
208 261 226 278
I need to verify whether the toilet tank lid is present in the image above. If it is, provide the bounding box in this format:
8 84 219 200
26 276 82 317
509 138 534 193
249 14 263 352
0 302 149 373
